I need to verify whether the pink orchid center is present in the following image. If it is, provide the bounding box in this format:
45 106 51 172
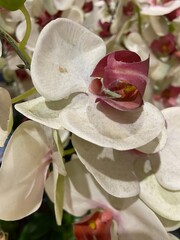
89 50 149 111
90 78 138 102
150 33 176 57
74 210 113 240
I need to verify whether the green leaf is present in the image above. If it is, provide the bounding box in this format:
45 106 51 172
0 0 26 11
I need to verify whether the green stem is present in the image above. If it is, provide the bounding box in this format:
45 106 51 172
11 87 37 104
63 148 75 156
19 4 32 50
0 26 31 69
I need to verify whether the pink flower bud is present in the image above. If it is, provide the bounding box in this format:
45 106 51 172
150 33 176 57
89 50 149 111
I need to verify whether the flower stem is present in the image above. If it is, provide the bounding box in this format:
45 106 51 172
19 4 32 51
0 26 31 69
11 87 37 104
63 148 75 156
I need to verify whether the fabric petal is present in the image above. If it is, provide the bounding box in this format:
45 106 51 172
156 214 180 232
72 134 139 198
0 121 50 220
134 159 180 221
136 126 167 154
0 88 13 147
140 1 180 16
150 107 180 190
31 18 106 101
16 93 165 150
64 156 170 240
114 199 170 240
53 0 74 10
86 98 165 150
16 18 39 51
64 155 110 216
52 165 64 225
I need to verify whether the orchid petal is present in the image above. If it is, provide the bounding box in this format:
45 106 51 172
134 159 180 221
136 126 167 154
124 32 150 60
169 234 180 240
86 98 165 150
16 18 39 51
64 6 84 24
53 0 74 10
0 41 2 57
0 88 13 147
31 18 106 101
15 96 63 129
52 130 66 175
149 107 180 190
16 93 165 150
114 199 170 240
64 156 170 240
52 166 64 225
140 1 180 16
64 155 110 216
0 121 50 220
157 214 180 232
45 167 65 225
72 134 139 198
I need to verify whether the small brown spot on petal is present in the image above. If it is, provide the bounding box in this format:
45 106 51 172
59 66 68 73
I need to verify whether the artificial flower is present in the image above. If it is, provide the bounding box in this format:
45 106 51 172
0 120 66 223
136 0 180 16
59 155 171 240
0 87 13 147
16 18 166 151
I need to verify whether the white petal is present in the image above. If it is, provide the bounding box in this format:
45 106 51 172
124 32 150 60
45 167 65 225
52 130 66 176
168 234 180 240
64 156 170 240
16 93 165 150
66 6 84 24
64 155 110 216
149 16 168 36
150 107 180 190
86 98 165 150
136 126 167 154
0 41 2 57
0 121 50 220
115 199 170 240
15 96 63 129
157 214 180 232
16 18 39 51
52 165 64 225
134 159 180 221
0 88 13 147
53 0 74 10
31 18 106 101
141 1 180 15
72 134 139 198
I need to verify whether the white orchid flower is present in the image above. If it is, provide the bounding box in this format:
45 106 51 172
70 106 180 218
71 129 167 198
0 120 66 224
0 41 2 57
136 0 180 16
0 87 13 147
133 107 180 222
58 155 170 240
16 18 166 151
